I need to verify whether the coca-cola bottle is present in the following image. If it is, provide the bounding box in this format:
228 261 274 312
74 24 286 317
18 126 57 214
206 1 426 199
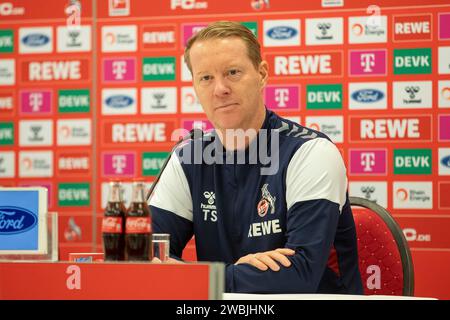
102 181 126 261
125 181 153 261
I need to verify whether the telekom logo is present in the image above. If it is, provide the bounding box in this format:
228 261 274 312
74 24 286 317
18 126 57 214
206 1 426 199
274 88 289 107
112 61 127 79
29 93 43 112
360 53 375 72
360 152 375 171
396 188 408 201
112 155 126 174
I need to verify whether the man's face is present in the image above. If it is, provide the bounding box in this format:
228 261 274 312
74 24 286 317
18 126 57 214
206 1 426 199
188 37 268 131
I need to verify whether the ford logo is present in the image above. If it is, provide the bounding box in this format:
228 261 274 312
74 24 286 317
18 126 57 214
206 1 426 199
106 95 133 108
352 89 384 103
22 34 50 47
441 155 450 168
0 206 37 235
267 26 297 40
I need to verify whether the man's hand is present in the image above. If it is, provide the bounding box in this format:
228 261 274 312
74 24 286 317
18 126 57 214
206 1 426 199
234 248 295 271
151 257 184 264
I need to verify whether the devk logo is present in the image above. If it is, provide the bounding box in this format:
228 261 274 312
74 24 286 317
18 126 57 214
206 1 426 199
0 206 37 234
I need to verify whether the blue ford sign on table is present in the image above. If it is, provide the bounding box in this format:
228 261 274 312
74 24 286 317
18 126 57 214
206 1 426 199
0 187 48 254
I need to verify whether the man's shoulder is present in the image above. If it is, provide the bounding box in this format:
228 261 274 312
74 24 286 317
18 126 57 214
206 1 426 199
269 111 331 149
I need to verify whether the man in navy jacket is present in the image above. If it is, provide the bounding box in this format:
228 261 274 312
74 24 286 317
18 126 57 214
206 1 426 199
149 21 363 294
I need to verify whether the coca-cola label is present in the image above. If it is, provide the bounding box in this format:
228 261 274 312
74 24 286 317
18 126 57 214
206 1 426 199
0 206 37 234
126 217 151 234
101 216 122 233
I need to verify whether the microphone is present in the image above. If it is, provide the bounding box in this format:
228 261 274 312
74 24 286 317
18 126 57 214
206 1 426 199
145 128 203 202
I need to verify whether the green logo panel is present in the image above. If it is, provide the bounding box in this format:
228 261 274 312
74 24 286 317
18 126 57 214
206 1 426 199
306 84 342 109
393 48 432 75
142 57 176 81
142 152 169 176
58 89 90 113
393 149 432 174
58 183 90 206
0 122 14 145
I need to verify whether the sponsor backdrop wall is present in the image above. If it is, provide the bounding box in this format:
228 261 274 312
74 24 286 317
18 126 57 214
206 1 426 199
1 0 449 297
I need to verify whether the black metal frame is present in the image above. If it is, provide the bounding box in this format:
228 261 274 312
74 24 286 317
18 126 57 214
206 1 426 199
350 196 415 296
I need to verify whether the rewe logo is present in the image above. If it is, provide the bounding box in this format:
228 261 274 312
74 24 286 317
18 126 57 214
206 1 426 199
171 0 208 10
142 25 176 50
105 121 173 144
265 85 300 111
267 52 342 77
0 92 13 111
350 50 386 76
0 206 37 234
58 154 89 174
349 149 386 175
22 59 89 82
350 115 432 142
394 14 431 41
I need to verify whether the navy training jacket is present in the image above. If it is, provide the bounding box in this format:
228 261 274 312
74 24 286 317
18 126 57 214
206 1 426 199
150 109 363 294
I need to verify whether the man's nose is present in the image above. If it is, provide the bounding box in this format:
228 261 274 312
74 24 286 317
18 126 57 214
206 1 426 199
213 77 231 97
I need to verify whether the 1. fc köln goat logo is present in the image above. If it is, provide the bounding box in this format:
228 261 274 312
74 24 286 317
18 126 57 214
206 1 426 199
257 184 276 217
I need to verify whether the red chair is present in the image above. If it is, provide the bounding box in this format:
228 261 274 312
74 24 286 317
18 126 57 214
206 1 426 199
350 196 414 296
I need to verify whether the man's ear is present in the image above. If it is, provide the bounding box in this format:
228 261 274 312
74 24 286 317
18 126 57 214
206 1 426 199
259 60 269 88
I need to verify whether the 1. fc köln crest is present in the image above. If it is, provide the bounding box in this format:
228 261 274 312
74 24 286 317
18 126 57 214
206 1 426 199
257 184 276 217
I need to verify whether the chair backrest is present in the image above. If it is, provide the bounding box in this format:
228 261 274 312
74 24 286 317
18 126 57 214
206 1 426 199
350 196 414 296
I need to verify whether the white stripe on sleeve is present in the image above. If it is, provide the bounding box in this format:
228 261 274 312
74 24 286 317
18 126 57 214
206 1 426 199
149 153 193 222
286 138 347 212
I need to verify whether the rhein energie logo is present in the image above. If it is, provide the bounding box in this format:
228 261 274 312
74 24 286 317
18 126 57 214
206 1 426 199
0 206 37 234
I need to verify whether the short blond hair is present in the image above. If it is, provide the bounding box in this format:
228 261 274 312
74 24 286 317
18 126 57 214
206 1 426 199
184 21 262 73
